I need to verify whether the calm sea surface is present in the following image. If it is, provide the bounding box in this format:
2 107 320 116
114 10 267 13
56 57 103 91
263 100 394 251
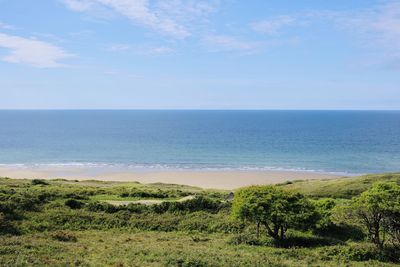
0 110 399 174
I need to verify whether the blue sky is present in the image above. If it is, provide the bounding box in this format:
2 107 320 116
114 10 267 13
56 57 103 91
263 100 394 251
0 0 400 109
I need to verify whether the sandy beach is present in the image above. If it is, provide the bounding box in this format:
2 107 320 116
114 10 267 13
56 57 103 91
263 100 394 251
0 165 342 190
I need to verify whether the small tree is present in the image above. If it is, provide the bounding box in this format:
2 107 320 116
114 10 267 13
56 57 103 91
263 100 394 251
232 185 317 241
387 209 400 249
348 182 400 249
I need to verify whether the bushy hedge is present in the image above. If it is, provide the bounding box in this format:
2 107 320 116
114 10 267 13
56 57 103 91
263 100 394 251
119 189 191 199
152 196 227 214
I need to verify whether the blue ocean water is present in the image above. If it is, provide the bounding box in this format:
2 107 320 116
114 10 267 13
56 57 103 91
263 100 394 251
0 110 399 174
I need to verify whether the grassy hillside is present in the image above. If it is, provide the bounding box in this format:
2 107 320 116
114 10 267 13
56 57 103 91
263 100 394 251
279 173 400 199
1 174 399 266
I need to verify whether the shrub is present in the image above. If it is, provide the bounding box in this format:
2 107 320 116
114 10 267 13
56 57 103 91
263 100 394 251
125 203 149 214
0 211 20 235
232 185 318 240
313 198 365 241
313 198 336 229
65 199 85 209
345 182 400 248
152 196 223 214
325 243 400 263
9 193 42 211
86 202 118 213
120 189 171 199
31 179 49 185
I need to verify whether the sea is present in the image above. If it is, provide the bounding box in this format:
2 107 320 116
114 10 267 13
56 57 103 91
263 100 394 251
0 110 399 175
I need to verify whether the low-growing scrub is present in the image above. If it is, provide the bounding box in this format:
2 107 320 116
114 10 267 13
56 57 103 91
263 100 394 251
0 174 399 266
50 230 78 242
31 179 49 186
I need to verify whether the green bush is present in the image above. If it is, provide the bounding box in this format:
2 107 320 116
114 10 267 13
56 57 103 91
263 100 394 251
9 193 42 211
325 243 400 262
31 179 49 186
345 182 400 248
86 201 119 213
232 185 318 240
119 189 191 199
0 211 20 235
65 199 85 209
152 196 225 214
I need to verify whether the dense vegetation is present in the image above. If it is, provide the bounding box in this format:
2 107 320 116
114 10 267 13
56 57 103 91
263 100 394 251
1 173 400 266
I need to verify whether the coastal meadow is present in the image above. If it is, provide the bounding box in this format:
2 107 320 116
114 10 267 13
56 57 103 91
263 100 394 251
1 173 399 266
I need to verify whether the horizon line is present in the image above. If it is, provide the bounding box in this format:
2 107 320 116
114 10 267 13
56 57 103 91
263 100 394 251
0 108 400 111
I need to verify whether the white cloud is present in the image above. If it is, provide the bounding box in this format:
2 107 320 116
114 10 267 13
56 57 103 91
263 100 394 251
329 1 400 68
341 2 400 52
0 33 72 68
155 0 217 22
248 2 400 67
62 0 217 38
203 35 263 54
99 0 189 38
251 15 296 35
106 43 173 55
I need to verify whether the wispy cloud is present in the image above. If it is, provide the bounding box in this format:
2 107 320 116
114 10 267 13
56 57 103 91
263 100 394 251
0 33 72 68
320 1 400 69
339 2 400 54
249 1 400 68
63 0 94 11
251 15 296 35
105 43 173 55
0 21 14 30
203 35 263 54
62 0 217 38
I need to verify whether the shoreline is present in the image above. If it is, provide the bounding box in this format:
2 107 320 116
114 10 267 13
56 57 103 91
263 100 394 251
0 165 343 189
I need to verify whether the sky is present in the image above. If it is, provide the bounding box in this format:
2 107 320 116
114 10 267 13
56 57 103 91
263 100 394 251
0 0 400 110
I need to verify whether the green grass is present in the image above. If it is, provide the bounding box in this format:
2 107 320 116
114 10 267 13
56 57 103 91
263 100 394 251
1 173 400 266
278 173 400 199
0 230 394 267
90 194 178 201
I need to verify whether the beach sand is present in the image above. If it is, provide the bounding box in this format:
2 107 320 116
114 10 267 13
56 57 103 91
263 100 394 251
0 165 342 190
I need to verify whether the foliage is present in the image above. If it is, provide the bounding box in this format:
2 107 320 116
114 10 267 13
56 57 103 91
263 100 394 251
0 175 400 266
345 182 400 248
313 198 336 229
152 196 226 214
324 243 400 263
119 188 191 199
232 186 318 241
65 199 85 209
31 179 49 186
280 173 400 199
